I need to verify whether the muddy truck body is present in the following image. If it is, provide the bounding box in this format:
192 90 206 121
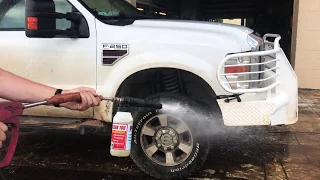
0 0 298 179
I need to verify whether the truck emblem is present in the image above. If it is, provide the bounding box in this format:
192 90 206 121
102 43 129 65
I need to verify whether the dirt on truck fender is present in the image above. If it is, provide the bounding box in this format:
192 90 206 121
0 0 298 179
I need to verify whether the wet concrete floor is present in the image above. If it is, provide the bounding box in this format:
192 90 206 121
0 89 320 180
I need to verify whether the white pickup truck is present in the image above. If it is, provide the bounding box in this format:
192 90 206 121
0 0 298 179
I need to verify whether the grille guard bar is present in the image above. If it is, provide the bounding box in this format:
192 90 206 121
217 34 282 94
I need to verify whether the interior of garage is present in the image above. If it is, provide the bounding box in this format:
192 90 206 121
136 0 295 64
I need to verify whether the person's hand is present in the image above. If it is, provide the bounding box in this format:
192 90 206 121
59 87 102 111
0 122 8 148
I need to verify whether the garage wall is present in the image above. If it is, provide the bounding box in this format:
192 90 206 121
294 0 320 89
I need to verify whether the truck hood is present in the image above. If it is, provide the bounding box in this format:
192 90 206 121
131 19 254 50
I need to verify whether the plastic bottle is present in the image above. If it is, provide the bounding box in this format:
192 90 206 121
110 105 133 157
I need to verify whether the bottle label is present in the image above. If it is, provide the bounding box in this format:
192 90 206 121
111 123 133 150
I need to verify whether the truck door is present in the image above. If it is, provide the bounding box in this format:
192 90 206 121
0 0 97 118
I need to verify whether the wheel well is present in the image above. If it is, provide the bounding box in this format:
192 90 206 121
115 68 217 105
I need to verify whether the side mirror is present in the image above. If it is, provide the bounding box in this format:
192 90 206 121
25 0 87 38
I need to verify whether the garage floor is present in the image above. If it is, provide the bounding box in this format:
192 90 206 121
199 89 320 179
0 89 320 180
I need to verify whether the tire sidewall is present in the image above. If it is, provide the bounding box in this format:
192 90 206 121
130 93 211 179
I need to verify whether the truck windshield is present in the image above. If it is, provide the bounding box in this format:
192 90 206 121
78 0 148 24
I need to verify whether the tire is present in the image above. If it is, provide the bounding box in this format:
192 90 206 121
130 92 214 180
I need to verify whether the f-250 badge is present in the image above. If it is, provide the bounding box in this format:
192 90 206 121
102 43 129 65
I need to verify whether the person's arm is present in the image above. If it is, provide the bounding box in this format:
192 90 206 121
0 68 102 109
0 68 60 103
0 68 103 148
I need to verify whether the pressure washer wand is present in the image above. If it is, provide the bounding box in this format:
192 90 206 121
107 97 163 109
0 92 162 168
23 94 162 109
22 92 86 109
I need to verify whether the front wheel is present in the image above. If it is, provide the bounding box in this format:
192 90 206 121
130 93 212 180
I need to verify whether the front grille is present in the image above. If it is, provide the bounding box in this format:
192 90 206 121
263 43 277 72
217 33 281 94
258 42 278 88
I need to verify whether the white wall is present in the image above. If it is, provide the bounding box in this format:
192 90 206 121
294 0 320 89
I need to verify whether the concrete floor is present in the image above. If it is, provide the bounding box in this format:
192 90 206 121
0 89 320 180
199 89 320 180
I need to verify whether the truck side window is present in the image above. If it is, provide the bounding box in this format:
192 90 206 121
0 0 74 30
0 0 25 30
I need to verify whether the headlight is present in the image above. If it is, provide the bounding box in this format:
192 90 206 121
247 33 264 50
224 33 265 90
225 57 251 90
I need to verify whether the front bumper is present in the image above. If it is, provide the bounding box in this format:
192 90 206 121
216 34 298 126
216 91 298 126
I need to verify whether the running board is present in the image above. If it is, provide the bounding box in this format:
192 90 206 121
14 116 112 135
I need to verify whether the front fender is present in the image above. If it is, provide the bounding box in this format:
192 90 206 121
94 50 226 122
